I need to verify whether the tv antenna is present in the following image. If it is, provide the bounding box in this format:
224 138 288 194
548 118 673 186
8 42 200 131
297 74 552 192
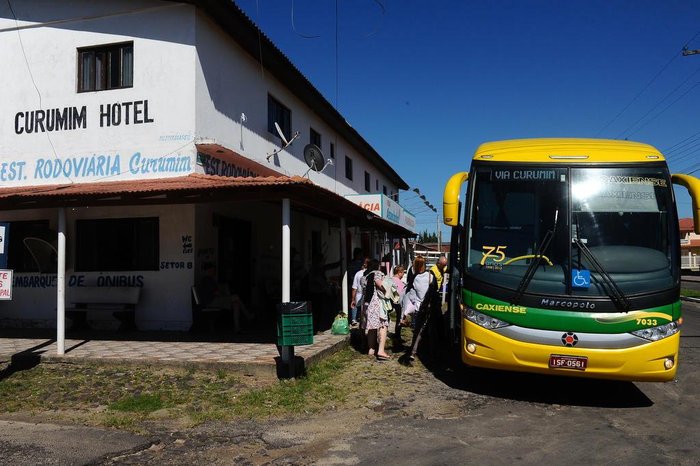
302 144 333 177
267 122 299 161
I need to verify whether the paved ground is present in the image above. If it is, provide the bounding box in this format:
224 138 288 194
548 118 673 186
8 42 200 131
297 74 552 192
101 302 700 465
682 275 700 293
0 420 150 466
2 301 698 465
0 328 349 378
0 328 350 464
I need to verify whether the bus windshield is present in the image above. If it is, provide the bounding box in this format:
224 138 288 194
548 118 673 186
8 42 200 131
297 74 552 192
467 165 676 300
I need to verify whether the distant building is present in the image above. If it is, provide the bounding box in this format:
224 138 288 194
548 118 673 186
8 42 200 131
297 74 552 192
680 218 699 271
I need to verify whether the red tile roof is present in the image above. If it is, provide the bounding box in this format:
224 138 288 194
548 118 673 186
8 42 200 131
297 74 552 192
0 173 413 236
0 173 307 201
682 238 700 249
680 218 694 232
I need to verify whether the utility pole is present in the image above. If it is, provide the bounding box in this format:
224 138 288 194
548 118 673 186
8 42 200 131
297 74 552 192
437 212 441 255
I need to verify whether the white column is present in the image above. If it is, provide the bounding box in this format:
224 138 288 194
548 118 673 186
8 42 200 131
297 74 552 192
437 212 442 255
282 198 291 302
340 217 348 314
280 198 294 376
56 207 66 355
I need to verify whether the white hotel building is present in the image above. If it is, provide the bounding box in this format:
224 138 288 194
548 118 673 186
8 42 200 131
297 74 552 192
0 0 415 335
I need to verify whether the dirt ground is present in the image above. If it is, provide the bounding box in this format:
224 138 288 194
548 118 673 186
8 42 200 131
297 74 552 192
3 310 700 465
100 341 482 465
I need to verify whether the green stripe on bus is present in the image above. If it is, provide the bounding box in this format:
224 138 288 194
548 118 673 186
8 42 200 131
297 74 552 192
464 291 680 333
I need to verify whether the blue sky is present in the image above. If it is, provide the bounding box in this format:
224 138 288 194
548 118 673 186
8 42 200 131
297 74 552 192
237 0 700 232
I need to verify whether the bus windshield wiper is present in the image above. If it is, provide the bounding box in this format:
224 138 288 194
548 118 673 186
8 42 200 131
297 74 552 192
573 238 632 312
511 210 558 305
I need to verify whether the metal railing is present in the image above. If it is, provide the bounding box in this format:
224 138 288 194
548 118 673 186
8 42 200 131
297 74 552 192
681 254 699 270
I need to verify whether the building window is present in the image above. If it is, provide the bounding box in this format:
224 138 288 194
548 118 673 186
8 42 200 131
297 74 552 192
268 95 291 142
76 217 159 271
345 156 353 181
330 142 335 159
78 42 133 92
376 180 379 191
6 220 55 273
364 171 371 192
383 185 388 195
310 128 321 148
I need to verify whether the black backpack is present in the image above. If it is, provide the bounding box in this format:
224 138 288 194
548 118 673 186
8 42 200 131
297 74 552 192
404 266 416 294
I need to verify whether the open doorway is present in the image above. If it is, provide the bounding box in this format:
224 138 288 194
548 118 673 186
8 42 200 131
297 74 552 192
217 216 252 306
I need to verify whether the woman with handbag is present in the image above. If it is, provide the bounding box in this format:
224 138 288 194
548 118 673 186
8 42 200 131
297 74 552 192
361 259 392 361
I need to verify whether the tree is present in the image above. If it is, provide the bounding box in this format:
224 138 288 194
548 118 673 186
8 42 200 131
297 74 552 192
417 229 437 243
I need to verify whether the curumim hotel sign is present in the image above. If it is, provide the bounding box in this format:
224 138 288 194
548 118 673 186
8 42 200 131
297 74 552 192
345 194 417 233
3 99 192 185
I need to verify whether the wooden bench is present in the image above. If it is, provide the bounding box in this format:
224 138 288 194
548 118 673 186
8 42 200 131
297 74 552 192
67 287 141 331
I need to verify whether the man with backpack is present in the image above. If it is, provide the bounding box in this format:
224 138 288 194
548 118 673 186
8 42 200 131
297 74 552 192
407 255 447 360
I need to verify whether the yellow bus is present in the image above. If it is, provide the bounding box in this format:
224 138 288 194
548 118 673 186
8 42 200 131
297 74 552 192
442 138 700 381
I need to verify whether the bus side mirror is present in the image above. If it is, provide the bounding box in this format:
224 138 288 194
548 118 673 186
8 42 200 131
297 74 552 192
672 173 700 234
443 172 469 227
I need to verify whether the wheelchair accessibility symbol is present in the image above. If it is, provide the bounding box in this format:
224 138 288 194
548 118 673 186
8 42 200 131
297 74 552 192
572 269 591 289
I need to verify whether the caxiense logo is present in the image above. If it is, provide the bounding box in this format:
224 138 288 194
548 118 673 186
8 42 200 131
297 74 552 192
475 303 527 314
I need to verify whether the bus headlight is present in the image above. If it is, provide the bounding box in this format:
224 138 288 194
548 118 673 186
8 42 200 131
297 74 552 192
464 307 510 330
630 320 680 341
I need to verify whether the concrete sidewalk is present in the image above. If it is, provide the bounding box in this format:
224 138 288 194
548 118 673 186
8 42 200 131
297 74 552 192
0 330 350 378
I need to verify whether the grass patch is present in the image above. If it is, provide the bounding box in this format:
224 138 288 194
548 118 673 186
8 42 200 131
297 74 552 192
0 362 242 424
109 393 166 413
0 347 368 428
103 414 139 429
232 349 354 417
681 288 700 298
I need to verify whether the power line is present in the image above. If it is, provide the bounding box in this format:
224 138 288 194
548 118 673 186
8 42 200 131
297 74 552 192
683 160 700 174
622 78 700 139
666 139 700 162
616 64 700 139
6 0 71 184
596 56 679 137
663 129 700 153
291 0 320 38
673 152 700 173
596 28 700 137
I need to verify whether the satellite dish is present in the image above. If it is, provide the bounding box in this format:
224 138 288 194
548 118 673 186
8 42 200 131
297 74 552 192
274 121 290 146
267 122 300 161
23 237 58 273
303 144 333 178
304 144 325 171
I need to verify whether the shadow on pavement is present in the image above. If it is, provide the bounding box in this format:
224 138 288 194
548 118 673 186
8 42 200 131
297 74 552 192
413 351 654 408
0 326 278 344
0 339 54 383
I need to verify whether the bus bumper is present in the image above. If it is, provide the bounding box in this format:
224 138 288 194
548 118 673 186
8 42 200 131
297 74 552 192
462 321 680 382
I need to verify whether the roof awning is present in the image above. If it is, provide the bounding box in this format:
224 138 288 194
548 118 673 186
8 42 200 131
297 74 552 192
0 173 414 237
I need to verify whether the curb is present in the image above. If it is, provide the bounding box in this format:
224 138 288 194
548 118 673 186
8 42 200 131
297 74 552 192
680 296 700 304
39 354 279 379
303 334 351 370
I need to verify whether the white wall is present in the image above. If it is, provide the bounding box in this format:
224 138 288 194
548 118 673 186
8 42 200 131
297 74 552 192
0 0 400 329
192 11 399 197
0 0 400 195
0 0 197 187
1 203 196 330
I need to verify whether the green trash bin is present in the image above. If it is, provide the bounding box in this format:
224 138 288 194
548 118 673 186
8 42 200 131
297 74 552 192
277 301 314 346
